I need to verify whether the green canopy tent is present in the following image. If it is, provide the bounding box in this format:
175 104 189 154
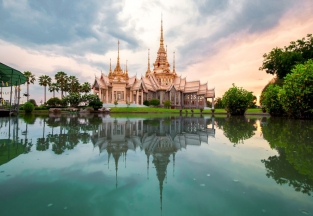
0 62 27 115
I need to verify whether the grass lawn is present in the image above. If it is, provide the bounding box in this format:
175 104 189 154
25 107 265 115
108 107 263 114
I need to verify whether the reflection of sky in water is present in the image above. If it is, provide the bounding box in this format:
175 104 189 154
0 115 312 216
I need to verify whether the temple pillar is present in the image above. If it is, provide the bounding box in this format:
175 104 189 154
105 89 108 103
212 97 214 109
98 89 102 102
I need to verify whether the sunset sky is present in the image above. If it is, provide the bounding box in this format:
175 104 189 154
1 0 313 104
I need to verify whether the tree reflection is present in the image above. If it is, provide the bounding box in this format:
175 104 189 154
215 116 257 146
261 117 313 196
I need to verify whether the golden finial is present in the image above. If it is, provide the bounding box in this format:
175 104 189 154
117 40 120 66
160 15 164 47
109 58 112 73
148 49 150 71
173 52 176 73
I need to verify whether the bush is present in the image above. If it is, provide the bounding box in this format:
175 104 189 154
143 100 149 106
163 100 171 108
222 84 254 115
149 98 160 107
261 84 284 116
23 102 35 113
47 97 61 106
63 93 82 107
114 100 118 107
28 99 37 107
279 60 313 119
89 101 103 110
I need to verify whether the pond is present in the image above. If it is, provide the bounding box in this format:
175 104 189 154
0 114 312 216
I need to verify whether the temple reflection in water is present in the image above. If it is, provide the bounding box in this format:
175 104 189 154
91 116 215 210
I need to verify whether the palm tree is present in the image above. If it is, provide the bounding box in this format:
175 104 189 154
55 71 68 98
80 82 91 94
23 71 36 101
49 83 59 98
38 75 52 103
68 76 80 93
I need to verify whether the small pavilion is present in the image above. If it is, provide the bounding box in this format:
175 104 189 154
0 62 27 116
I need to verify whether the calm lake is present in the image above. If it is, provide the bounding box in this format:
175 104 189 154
0 114 312 216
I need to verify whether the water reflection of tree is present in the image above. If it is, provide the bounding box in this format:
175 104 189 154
261 117 313 196
215 116 257 146
44 114 102 154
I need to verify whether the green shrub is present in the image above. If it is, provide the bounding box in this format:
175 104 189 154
63 93 82 107
24 102 34 113
222 84 254 115
143 100 149 106
149 98 160 107
28 99 37 107
89 101 103 110
163 100 171 109
114 100 118 107
47 97 61 106
262 84 284 116
279 59 313 119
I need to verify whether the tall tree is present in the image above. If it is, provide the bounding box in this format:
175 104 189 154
38 75 52 103
260 34 313 79
49 83 59 98
68 76 80 93
23 71 36 101
80 82 91 94
55 71 68 98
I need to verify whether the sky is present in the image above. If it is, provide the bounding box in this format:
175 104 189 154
1 0 313 104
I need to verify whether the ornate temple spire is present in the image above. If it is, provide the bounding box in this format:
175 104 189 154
146 49 151 77
173 52 176 73
109 58 112 74
117 40 120 66
160 16 164 47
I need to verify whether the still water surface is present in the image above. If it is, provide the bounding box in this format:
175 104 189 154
0 114 312 216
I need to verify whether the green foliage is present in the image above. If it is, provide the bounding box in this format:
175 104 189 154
62 93 82 107
279 60 313 119
46 97 62 106
214 97 224 108
82 94 99 104
114 100 118 107
206 100 212 108
260 34 313 79
23 102 34 113
222 84 254 115
28 99 37 107
248 95 257 108
163 100 171 108
143 100 150 106
215 116 257 146
89 101 103 110
261 117 313 193
149 98 160 107
22 114 36 124
262 84 284 116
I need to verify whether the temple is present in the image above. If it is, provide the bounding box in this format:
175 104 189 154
92 19 215 109
91 116 215 210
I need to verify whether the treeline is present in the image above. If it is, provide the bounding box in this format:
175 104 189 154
260 34 313 119
23 71 92 104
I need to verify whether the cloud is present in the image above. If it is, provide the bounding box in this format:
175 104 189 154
0 0 141 56
177 0 296 67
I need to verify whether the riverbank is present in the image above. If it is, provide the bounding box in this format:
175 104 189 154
19 108 268 115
